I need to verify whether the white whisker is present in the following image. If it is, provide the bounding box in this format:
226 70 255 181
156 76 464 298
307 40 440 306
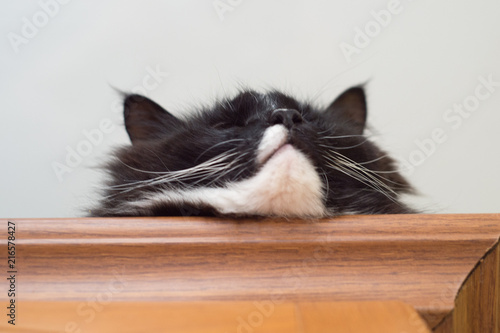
317 139 369 150
322 150 401 202
104 150 243 197
319 134 367 140
195 138 246 162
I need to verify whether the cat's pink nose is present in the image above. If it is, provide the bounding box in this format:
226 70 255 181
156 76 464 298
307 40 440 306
270 109 303 129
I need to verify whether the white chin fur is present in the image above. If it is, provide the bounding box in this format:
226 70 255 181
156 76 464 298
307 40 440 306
130 125 327 218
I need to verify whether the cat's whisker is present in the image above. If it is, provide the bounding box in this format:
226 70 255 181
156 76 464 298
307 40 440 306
324 151 401 195
318 147 409 176
329 189 367 200
322 152 399 202
131 149 238 177
319 171 330 200
198 152 252 187
318 134 367 140
316 127 334 135
105 150 241 195
111 166 221 191
195 139 246 163
317 139 370 150
354 154 388 166
350 154 409 174
327 162 399 203
343 159 407 189
324 150 409 187
144 147 169 171
188 158 244 187
144 150 249 191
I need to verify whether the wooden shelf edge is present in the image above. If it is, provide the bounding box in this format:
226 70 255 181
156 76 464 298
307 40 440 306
1 214 499 330
433 237 500 333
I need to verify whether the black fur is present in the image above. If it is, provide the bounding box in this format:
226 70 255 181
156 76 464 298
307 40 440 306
90 87 415 217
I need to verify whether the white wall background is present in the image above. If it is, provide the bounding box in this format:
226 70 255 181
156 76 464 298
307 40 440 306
1 0 499 218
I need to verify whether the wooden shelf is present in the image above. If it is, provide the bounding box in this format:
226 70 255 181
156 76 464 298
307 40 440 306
1 214 499 332
2 300 430 333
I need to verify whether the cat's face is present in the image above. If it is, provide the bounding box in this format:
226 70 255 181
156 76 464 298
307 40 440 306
92 87 414 217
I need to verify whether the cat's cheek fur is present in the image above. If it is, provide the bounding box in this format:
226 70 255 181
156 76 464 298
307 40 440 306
128 144 327 218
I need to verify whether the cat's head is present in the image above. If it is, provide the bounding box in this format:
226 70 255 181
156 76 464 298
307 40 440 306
91 87 414 217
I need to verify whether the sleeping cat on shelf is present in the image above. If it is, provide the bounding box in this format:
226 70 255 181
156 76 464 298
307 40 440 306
90 86 415 217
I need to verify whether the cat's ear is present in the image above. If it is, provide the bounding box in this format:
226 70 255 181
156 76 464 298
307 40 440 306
324 87 367 134
123 94 183 144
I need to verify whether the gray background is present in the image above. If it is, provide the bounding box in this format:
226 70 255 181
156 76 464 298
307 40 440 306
1 0 499 217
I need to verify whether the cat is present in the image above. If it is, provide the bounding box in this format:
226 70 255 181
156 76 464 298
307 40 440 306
90 86 415 217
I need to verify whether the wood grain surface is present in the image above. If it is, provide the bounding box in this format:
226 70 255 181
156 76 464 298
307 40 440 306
434 238 500 333
1 214 499 331
0 300 431 333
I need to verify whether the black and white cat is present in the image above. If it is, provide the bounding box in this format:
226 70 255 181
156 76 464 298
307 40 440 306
91 86 415 217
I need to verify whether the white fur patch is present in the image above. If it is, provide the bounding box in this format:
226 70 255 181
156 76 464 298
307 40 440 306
256 124 288 164
129 125 327 217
